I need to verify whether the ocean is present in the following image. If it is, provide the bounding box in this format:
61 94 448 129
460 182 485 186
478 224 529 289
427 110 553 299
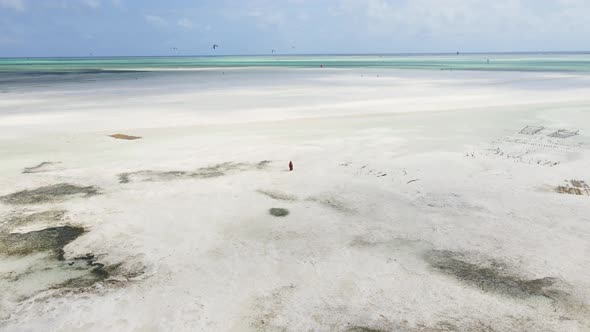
1 53 590 73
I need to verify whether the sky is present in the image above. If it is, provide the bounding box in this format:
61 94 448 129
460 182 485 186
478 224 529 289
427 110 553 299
0 0 589 57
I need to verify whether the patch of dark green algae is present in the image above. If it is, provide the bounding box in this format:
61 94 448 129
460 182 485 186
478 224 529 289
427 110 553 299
0 183 99 205
425 250 560 300
0 226 84 259
0 225 144 295
118 160 273 183
345 327 388 332
269 208 289 217
0 210 66 232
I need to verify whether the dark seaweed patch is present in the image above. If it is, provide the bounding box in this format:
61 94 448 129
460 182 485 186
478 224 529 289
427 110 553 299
0 226 85 258
22 161 60 174
426 250 559 299
118 161 268 183
256 189 298 201
55 254 126 289
0 184 99 205
345 327 388 332
118 170 191 183
269 208 289 217
0 210 66 232
307 194 355 214
257 160 272 169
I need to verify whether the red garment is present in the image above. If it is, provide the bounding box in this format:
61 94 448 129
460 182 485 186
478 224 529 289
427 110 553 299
289 161 293 171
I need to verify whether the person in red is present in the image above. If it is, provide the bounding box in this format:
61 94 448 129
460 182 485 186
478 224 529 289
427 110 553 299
289 161 293 171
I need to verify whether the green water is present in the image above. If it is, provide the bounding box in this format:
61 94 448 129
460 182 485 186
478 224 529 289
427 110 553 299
1 53 590 73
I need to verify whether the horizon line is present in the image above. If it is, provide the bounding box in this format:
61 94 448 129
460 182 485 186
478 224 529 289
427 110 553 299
1 50 590 60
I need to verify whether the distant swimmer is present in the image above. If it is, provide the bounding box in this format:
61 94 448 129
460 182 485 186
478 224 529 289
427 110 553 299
289 161 293 171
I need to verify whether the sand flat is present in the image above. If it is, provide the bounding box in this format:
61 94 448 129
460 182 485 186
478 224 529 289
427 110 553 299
0 68 589 331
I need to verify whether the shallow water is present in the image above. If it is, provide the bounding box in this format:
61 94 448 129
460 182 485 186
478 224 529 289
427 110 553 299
1 53 590 74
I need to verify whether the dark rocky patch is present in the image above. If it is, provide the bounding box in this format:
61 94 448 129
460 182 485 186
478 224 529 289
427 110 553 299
0 184 99 205
0 226 85 258
556 180 590 196
548 129 579 139
269 208 289 217
519 126 544 135
426 250 560 299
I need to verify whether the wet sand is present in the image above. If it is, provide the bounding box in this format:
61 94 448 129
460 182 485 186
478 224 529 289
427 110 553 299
0 68 589 331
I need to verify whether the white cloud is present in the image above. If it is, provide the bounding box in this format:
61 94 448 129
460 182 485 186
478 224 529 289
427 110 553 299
177 18 193 29
335 0 590 42
144 14 168 27
0 0 25 11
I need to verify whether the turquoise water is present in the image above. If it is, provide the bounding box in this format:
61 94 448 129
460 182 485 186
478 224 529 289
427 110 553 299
1 53 590 73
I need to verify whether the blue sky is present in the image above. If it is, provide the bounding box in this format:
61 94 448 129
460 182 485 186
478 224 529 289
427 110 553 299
1 0 589 57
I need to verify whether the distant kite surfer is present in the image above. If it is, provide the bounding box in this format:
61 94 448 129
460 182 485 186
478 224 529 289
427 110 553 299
213 44 219 50
289 161 293 171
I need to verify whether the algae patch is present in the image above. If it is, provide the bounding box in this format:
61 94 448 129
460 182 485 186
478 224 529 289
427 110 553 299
425 250 559 299
22 161 61 174
257 189 298 201
0 210 66 232
345 327 388 332
0 184 99 205
307 194 355 214
269 208 289 217
119 161 271 183
256 160 272 169
0 226 85 258
0 225 145 305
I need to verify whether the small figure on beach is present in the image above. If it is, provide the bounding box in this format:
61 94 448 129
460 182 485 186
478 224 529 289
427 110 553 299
289 161 293 171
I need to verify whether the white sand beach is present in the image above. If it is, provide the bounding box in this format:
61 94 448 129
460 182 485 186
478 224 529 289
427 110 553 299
1 68 589 331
